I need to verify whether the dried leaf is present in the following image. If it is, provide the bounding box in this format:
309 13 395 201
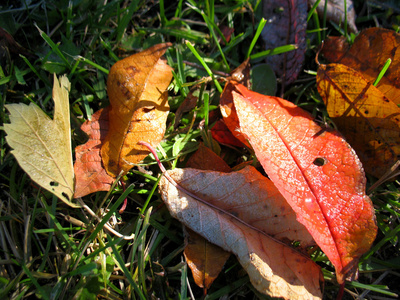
4 75 78 207
221 81 377 283
160 166 322 299
309 0 358 33
317 63 400 178
186 142 231 172
101 43 173 177
322 28 400 104
73 108 114 198
184 229 231 291
261 0 307 85
184 143 231 291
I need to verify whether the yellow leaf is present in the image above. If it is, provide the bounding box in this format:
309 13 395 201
4 75 78 207
317 63 400 178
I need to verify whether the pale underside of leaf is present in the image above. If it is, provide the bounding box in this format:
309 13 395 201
4 75 77 206
160 168 323 299
229 83 376 283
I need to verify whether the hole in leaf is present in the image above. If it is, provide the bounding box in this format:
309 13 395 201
313 157 327 166
50 181 59 186
62 192 70 201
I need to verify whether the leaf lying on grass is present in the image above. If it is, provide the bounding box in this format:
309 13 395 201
317 63 400 179
74 108 114 198
221 81 377 283
4 75 78 207
160 166 322 299
101 43 173 177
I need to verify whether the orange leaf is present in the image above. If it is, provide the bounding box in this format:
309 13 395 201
221 81 377 283
184 228 231 291
73 108 114 198
322 28 400 104
160 166 321 299
317 63 400 178
101 43 173 177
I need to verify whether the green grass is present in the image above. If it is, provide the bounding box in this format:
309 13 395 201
1 0 400 299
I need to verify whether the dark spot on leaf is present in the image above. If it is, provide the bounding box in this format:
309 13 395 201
50 181 59 186
125 66 138 76
62 192 70 200
274 215 278 217
313 157 327 166
364 110 369 115
117 81 133 99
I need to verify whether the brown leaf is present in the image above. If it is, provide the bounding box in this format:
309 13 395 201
261 0 307 85
317 63 400 178
160 166 321 299
184 228 231 291
101 43 173 177
74 108 114 198
322 28 400 104
221 81 377 283
186 142 231 172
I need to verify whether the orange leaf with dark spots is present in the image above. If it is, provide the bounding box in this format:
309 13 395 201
220 81 377 283
322 28 400 104
101 43 173 177
317 63 400 178
73 108 114 198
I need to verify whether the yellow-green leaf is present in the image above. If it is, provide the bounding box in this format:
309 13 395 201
4 75 78 207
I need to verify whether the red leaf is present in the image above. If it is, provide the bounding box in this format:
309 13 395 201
260 0 307 85
74 108 114 198
220 81 377 283
211 120 246 148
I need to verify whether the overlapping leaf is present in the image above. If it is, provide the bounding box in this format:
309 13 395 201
74 108 114 198
318 28 400 177
317 63 400 178
183 143 231 291
4 75 78 206
322 28 400 104
220 81 377 283
101 43 173 177
160 166 322 299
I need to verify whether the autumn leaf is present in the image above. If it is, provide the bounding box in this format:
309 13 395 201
221 81 377 283
160 166 322 299
317 63 400 178
322 28 400 104
261 0 307 85
101 43 173 177
210 120 246 148
308 0 358 33
74 108 114 198
184 143 231 291
4 75 78 207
